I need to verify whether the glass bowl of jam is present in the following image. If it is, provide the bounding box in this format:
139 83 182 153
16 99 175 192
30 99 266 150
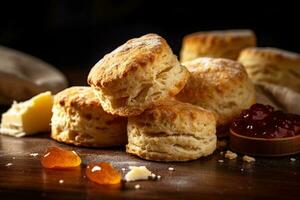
229 104 300 156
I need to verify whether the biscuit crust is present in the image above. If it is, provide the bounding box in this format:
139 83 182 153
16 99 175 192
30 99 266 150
88 34 189 116
176 57 256 127
180 30 256 62
238 47 300 93
51 87 127 147
126 100 217 162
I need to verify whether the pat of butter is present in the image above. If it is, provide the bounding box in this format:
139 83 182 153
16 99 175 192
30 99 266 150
125 166 152 182
0 91 53 137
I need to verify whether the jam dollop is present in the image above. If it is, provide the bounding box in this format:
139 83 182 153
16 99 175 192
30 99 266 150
86 162 121 185
41 147 81 169
231 104 300 139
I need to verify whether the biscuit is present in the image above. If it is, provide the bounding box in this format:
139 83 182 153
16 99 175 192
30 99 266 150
238 47 300 93
88 33 190 117
180 30 256 62
176 57 256 136
51 87 127 147
126 100 216 162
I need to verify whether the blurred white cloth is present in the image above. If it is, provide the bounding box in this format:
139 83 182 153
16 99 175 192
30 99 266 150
0 46 67 104
256 83 300 115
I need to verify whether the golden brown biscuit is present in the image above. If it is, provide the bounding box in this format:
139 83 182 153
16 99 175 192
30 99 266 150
180 30 256 62
88 33 190 117
126 100 216 162
176 58 256 136
51 86 127 147
238 47 300 93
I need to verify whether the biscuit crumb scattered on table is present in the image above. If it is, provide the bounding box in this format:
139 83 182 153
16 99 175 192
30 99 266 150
168 167 174 171
243 155 255 163
30 153 39 157
224 150 238 160
135 184 141 189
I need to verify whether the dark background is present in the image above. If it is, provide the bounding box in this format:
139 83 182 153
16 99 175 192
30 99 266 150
1 0 299 71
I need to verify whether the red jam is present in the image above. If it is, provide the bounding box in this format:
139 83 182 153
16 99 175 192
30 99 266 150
41 147 81 169
85 162 121 185
231 104 300 139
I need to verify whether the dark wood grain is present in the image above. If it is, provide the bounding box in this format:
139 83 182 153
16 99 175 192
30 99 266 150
0 134 300 200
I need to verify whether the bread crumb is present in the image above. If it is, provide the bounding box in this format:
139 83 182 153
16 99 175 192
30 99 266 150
134 184 141 189
30 153 39 157
12 157 15 160
6 163 12 167
224 150 238 160
290 158 296 162
218 159 224 163
125 166 152 182
168 167 174 171
157 175 161 180
243 155 255 163
151 173 156 179
59 179 64 184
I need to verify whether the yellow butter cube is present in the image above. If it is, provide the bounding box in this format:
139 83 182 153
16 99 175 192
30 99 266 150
0 91 53 137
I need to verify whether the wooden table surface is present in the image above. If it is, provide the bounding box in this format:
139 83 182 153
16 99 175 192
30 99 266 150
0 133 300 200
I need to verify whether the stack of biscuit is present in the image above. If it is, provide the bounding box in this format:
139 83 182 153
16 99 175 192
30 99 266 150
51 32 259 162
87 33 217 161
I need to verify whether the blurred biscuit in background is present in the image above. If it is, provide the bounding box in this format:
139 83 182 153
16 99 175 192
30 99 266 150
180 29 256 62
238 47 300 93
